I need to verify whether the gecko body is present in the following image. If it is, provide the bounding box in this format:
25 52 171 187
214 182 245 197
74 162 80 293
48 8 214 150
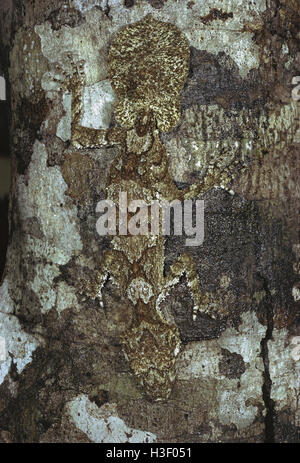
64 15 226 401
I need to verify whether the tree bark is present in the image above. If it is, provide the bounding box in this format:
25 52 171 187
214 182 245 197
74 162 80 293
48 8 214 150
0 0 299 443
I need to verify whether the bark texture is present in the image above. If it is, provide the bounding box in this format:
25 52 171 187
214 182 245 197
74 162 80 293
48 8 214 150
0 0 299 443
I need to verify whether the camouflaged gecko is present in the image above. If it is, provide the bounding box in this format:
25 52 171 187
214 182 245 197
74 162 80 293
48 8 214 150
65 15 228 401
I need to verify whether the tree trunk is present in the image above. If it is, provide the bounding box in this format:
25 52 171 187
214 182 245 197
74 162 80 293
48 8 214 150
0 0 299 443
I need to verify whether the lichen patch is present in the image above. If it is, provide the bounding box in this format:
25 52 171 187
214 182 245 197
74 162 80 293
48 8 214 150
68 395 156 443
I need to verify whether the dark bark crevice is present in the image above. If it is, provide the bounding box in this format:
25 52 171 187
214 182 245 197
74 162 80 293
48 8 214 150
259 274 275 443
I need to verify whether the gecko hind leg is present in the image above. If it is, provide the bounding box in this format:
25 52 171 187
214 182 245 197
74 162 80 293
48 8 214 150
88 250 130 307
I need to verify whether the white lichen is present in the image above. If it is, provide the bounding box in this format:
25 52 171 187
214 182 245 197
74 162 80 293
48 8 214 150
57 93 72 141
56 282 80 313
17 141 82 314
68 395 156 443
81 80 116 129
177 312 266 431
18 141 82 264
56 80 116 137
290 337 300 362
0 279 42 385
292 285 300 302
269 329 300 414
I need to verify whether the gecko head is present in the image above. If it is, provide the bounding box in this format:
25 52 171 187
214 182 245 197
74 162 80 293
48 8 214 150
108 14 190 132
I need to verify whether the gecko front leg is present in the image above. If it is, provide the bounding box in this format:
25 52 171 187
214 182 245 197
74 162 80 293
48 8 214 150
87 250 130 306
157 253 214 321
177 166 231 201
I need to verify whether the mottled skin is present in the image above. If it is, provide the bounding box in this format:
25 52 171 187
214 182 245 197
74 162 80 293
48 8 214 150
64 15 227 401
